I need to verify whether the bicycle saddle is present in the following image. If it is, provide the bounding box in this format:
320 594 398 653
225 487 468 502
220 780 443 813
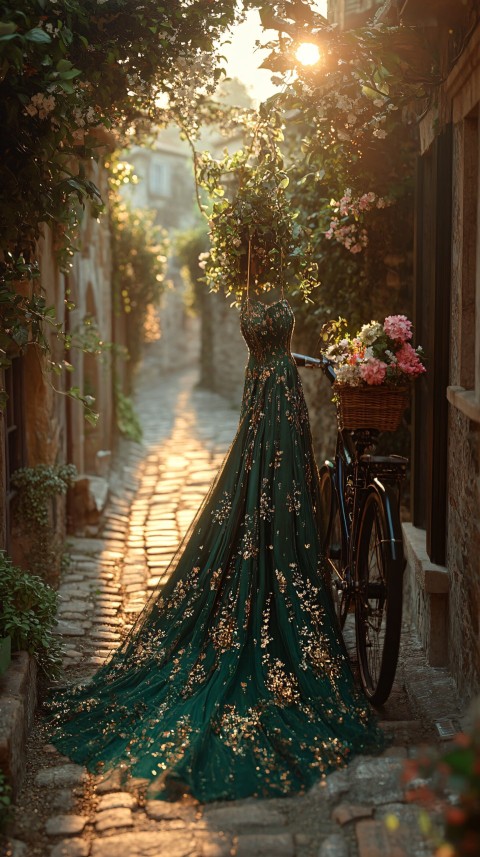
359 454 409 465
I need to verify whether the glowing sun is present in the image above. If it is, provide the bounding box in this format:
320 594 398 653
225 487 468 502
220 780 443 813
295 42 321 66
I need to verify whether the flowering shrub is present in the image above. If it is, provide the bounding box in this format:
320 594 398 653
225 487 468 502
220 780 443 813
325 188 393 254
403 708 480 857
320 314 426 386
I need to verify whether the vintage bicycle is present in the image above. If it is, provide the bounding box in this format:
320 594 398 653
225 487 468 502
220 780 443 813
293 351 407 707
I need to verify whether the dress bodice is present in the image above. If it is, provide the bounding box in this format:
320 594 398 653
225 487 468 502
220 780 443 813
240 298 294 366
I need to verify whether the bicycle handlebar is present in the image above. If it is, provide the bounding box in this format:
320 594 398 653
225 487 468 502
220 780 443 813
292 352 336 385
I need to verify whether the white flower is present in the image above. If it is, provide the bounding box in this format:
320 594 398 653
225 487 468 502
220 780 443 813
373 128 387 139
73 107 85 127
335 365 361 385
26 92 56 120
358 321 382 345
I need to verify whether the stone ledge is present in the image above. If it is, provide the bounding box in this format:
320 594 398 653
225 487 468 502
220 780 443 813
447 385 480 424
0 651 37 797
402 523 449 667
402 523 449 594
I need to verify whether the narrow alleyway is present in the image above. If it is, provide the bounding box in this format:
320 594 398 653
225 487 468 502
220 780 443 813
7 341 465 857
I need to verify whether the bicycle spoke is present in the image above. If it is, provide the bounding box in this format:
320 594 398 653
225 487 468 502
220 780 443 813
355 487 403 706
319 467 349 629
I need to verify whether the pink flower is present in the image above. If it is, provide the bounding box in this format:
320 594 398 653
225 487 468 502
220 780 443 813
396 343 426 377
384 314 413 342
360 358 387 385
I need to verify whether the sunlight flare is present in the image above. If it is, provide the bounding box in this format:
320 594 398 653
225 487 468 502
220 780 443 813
295 42 321 66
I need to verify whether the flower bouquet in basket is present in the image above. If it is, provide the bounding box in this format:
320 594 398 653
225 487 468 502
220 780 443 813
320 315 426 431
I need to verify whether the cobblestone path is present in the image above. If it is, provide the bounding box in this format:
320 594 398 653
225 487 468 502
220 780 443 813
7 347 465 857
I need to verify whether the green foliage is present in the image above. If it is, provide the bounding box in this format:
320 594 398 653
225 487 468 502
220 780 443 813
109 158 169 365
256 15 435 325
11 463 76 581
176 223 210 307
12 463 76 530
0 0 254 413
115 383 142 444
196 107 319 301
0 0 243 267
0 552 63 677
0 767 11 831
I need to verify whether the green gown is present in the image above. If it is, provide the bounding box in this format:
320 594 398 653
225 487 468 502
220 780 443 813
50 297 386 801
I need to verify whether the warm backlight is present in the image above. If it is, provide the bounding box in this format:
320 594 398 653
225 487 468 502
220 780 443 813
295 42 321 66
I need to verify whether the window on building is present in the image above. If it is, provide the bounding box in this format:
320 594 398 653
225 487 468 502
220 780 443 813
149 161 170 198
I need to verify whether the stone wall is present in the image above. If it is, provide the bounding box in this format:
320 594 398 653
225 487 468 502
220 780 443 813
156 271 201 374
291 323 338 468
199 291 247 409
68 161 113 476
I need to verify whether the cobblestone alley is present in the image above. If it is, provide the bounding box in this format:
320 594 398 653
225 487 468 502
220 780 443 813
6 342 467 857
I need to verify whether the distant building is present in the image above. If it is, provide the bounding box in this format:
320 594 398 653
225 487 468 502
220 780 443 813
328 0 385 27
123 129 195 234
122 129 201 373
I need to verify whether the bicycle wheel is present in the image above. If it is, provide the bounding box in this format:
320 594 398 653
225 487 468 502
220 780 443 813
318 466 349 628
355 487 404 706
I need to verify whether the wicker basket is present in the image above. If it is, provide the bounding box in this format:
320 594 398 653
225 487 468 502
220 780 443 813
334 383 410 432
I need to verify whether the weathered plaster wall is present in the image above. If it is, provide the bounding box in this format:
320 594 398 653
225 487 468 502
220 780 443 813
69 161 113 476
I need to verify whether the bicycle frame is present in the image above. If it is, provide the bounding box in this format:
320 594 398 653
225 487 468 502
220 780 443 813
293 351 406 590
327 430 406 585
293 349 407 704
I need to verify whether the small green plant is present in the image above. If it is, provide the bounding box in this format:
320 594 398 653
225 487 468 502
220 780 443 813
115 384 143 444
0 553 63 677
109 159 169 366
11 463 76 582
0 767 11 831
